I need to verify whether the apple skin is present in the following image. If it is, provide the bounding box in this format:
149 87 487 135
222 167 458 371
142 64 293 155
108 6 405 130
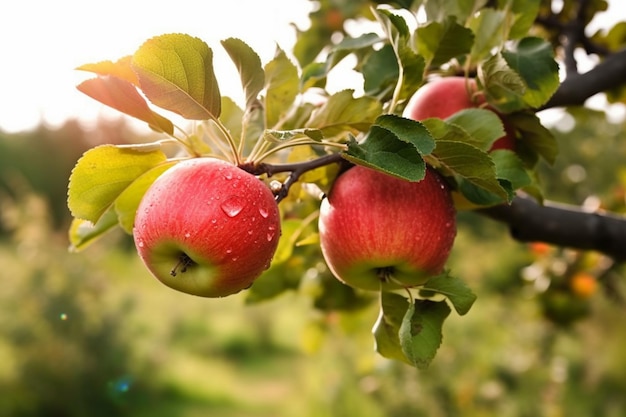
318 165 456 291
133 158 280 297
403 76 515 151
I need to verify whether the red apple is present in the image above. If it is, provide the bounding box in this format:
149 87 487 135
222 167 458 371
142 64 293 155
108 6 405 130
318 165 456 291
403 76 515 151
133 158 280 297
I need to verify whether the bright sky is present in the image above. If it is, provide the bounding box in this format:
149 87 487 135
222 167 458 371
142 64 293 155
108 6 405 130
0 1 623 134
0 0 314 133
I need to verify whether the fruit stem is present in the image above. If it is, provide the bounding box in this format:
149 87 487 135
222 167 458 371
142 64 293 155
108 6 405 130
170 253 195 277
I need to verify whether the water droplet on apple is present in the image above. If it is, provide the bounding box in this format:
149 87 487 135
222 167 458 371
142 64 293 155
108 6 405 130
221 197 244 217
267 230 275 242
211 218 217 224
226 248 233 254
137 240 144 248
247 230 253 235
223 171 233 180
184 232 191 238
259 207 269 218
231 256 238 262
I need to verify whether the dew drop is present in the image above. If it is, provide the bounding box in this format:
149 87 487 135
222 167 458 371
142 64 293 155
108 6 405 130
226 248 233 254
247 230 254 235
223 171 233 180
267 231 275 242
137 240 145 248
220 197 245 217
259 207 269 218
184 232 191 238
211 218 218 224
231 256 238 262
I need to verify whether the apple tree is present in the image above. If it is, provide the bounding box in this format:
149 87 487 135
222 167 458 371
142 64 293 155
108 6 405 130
66 0 626 368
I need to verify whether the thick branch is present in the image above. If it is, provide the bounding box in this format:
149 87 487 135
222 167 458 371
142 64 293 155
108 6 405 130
479 195 626 262
542 48 626 109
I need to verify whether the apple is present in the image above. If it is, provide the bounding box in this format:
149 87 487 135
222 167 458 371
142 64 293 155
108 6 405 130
133 158 281 297
318 165 456 291
403 76 515 151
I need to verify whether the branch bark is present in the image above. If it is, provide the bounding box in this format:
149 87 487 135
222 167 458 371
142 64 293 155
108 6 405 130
541 48 626 109
479 195 626 262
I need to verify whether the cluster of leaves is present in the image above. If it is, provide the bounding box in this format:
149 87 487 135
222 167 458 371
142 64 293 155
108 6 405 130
67 0 562 368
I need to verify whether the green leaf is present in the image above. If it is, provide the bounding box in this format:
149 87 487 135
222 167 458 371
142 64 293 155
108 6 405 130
306 90 383 137
68 144 168 223
431 140 508 199
375 8 425 103
399 299 451 369
76 76 174 134
509 111 558 165
272 219 307 265
344 127 426 181
218 96 245 143
360 44 399 97
373 292 412 364
264 48 299 128
375 114 436 155
68 208 119 252
132 33 221 119
416 16 474 67
468 8 507 61
507 0 541 39
263 128 324 143
221 38 265 110
490 149 532 190
301 32 383 91
479 53 527 113
421 272 477 315
502 37 560 109
445 108 506 151
424 0 488 23
114 161 177 234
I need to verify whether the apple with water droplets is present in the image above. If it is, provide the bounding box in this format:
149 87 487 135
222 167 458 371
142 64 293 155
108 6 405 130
133 158 281 297
318 165 456 291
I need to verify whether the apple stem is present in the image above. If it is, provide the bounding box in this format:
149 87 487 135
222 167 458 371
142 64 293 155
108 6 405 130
376 267 394 284
171 253 194 277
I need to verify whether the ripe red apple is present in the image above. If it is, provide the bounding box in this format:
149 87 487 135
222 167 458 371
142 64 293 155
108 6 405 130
133 158 280 297
403 76 515 151
318 165 456 291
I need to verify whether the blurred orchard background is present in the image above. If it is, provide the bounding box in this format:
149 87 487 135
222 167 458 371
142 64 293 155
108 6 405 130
1 1 626 416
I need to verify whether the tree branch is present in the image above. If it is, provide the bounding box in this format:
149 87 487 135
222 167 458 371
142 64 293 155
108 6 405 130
542 48 626 109
479 195 626 262
240 153 346 202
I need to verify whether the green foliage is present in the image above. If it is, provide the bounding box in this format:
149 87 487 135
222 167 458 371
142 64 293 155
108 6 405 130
59 0 624 371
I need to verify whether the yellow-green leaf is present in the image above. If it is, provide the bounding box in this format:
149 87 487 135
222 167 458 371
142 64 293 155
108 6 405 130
132 33 221 119
68 208 119 252
115 161 178 233
264 48 299 128
68 144 168 223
